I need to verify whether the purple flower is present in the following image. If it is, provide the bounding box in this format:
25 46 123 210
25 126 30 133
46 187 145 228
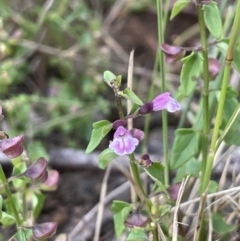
109 126 139 156
0 134 24 159
161 44 185 63
139 92 180 115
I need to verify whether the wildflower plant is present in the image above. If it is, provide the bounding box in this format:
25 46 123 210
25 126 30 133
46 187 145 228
0 108 60 240
85 0 240 240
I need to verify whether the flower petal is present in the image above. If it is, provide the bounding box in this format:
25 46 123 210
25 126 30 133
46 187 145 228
167 97 181 112
109 126 139 156
152 92 171 111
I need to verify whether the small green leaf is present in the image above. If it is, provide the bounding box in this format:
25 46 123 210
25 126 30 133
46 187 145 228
120 88 143 106
179 52 202 96
170 0 191 20
203 2 222 39
144 162 166 193
126 229 148 241
208 180 218 193
170 128 200 169
212 212 236 234
98 148 118 169
93 120 111 129
0 212 15 226
32 192 46 219
85 123 112 154
111 200 131 237
175 157 201 181
103 70 116 87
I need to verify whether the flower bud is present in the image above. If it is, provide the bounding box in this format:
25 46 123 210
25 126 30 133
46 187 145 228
208 58 221 80
41 170 59 191
161 44 185 63
140 154 153 168
138 102 153 115
32 222 57 240
124 212 149 228
0 134 24 159
129 128 145 142
24 157 48 183
112 119 127 130
167 182 181 200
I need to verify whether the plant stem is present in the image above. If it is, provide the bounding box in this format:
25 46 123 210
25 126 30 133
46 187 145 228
156 0 169 186
196 1 210 178
200 0 240 192
0 165 21 226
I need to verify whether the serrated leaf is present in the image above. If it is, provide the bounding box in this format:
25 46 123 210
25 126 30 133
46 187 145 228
98 148 118 169
212 212 236 234
179 52 202 96
93 120 111 129
103 70 116 87
0 212 15 226
203 3 222 39
120 88 143 106
170 0 191 20
170 128 200 169
126 229 148 241
111 201 131 237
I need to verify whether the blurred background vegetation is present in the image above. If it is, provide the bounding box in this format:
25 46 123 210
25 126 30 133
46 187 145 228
0 0 196 157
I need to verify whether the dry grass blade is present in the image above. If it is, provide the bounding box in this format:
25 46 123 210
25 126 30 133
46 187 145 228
93 164 112 241
172 176 189 241
193 193 206 241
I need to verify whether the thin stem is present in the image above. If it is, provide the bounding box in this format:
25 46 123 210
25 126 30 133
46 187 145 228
201 0 240 192
141 54 159 154
0 165 21 226
156 0 169 186
196 2 210 179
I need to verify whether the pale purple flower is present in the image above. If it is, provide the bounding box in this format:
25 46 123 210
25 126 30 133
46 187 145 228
139 92 180 115
152 92 180 112
161 44 185 63
109 126 139 156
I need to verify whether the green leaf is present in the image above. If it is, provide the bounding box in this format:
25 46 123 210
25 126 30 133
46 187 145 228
208 180 218 193
170 0 191 20
216 39 240 74
126 229 148 241
0 212 15 226
144 162 166 193
85 122 112 154
9 229 32 241
203 2 222 39
98 148 118 169
179 52 202 96
170 128 200 169
103 70 116 87
93 120 111 129
212 212 236 234
32 192 46 219
120 88 143 106
175 157 201 181
111 200 131 237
